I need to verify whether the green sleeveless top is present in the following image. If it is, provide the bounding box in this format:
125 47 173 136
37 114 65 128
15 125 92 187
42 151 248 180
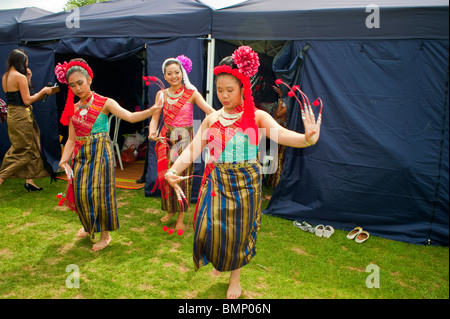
219 131 258 163
91 113 109 134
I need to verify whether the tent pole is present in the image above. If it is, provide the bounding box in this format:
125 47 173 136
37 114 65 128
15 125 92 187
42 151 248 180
206 34 215 107
142 45 147 109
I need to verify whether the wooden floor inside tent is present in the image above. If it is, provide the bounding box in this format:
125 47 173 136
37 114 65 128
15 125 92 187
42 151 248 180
56 160 146 190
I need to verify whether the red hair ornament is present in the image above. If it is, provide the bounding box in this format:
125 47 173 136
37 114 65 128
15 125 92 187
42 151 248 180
213 46 260 145
55 60 94 126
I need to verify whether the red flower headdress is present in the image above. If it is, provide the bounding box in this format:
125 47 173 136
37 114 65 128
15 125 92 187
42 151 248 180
161 55 196 91
55 60 94 126
213 46 260 145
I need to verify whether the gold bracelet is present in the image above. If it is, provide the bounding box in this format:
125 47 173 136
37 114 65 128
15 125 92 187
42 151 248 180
304 139 311 147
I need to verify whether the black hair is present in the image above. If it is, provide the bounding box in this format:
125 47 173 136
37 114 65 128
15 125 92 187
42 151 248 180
218 56 237 69
216 56 242 86
5 49 28 76
66 58 91 82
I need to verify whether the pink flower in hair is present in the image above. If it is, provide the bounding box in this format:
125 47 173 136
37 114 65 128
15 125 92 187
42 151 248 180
232 46 260 78
55 62 68 84
176 55 193 74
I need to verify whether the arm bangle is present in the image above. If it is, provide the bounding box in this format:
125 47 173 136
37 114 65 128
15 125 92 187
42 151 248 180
304 138 311 147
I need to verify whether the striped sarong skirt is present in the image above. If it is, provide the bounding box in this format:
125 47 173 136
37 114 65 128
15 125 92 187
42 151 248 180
161 125 194 213
73 133 119 238
193 161 262 272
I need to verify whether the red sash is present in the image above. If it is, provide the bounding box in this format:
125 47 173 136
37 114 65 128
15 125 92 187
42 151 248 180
152 86 195 198
71 93 108 157
64 93 107 211
192 105 246 222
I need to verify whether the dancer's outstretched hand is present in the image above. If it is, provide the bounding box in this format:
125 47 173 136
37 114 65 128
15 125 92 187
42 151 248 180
302 100 322 146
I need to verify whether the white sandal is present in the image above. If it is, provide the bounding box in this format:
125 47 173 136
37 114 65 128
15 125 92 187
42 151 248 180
323 225 334 238
355 230 370 243
314 224 325 237
346 226 363 240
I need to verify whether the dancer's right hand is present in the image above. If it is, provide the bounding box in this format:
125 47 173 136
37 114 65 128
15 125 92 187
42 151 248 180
59 162 73 180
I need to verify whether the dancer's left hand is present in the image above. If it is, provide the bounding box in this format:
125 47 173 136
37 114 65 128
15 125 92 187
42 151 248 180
165 171 188 208
302 102 322 146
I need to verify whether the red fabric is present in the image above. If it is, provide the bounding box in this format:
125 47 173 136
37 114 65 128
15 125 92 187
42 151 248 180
59 60 94 126
61 93 107 211
151 86 195 198
213 65 258 145
192 104 245 222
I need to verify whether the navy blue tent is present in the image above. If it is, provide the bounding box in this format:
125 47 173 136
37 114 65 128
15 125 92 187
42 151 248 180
1 0 212 200
19 0 211 40
210 0 449 245
2 0 448 246
0 7 53 162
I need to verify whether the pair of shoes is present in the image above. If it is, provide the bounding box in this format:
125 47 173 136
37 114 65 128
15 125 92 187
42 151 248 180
346 227 370 243
315 225 334 238
24 183 43 192
135 177 146 184
293 220 314 233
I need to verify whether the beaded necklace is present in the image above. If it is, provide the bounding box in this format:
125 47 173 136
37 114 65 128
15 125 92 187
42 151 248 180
218 106 243 127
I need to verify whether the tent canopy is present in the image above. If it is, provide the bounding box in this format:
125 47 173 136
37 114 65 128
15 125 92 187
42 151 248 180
19 0 212 41
0 7 51 43
211 0 449 40
1 2 209 201
1 0 448 246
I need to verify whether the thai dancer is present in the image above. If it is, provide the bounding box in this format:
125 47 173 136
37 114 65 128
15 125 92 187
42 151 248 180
57 58 162 251
165 46 323 298
148 55 214 232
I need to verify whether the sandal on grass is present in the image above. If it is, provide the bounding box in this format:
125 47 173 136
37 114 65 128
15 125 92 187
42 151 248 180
346 226 363 240
293 220 314 233
355 230 370 243
323 225 335 238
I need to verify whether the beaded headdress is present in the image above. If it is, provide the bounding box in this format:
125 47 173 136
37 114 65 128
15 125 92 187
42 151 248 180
161 55 196 91
55 60 94 126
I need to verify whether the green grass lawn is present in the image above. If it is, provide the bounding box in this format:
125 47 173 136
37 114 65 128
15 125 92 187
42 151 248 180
0 177 448 299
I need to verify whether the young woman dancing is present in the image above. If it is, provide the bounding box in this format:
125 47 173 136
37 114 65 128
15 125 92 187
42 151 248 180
165 46 323 299
148 55 214 232
57 58 162 251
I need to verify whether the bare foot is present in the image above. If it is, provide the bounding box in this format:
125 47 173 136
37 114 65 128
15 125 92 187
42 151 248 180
161 213 175 223
174 222 186 231
227 280 241 299
173 211 185 230
212 268 221 276
77 228 89 238
227 269 242 299
92 234 111 252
